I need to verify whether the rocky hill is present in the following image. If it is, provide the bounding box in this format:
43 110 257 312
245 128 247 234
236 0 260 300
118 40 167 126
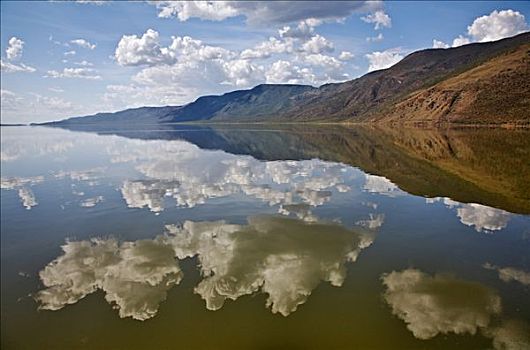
276 31 529 123
371 44 530 124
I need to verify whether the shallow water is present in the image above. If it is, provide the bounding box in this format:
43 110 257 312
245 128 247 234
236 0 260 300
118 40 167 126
1 125 529 349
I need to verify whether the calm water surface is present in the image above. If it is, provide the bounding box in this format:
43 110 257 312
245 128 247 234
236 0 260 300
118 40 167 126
1 125 529 349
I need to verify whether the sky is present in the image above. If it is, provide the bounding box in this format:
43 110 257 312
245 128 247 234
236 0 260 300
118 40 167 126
1 1 529 124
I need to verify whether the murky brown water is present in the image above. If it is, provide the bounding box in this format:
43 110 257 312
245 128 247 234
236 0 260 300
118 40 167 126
1 125 529 349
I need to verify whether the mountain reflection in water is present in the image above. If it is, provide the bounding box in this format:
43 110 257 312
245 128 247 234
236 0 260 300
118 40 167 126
1 125 529 350
42 123 530 213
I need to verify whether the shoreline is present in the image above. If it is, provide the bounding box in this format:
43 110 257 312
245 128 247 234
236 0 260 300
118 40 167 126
14 120 529 130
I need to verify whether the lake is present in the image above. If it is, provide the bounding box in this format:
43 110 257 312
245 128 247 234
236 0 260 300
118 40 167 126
1 125 529 349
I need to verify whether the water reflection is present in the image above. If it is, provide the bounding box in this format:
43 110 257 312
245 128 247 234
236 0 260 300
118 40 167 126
362 174 403 197
2 126 529 349
1 176 43 209
2 125 529 215
3 126 520 235
35 237 182 321
112 138 352 212
426 197 512 233
40 124 529 213
79 196 104 207
36 215 378 319
483 263 530 286
381 269 530 349
55 167 106 183
0 127 75 161
382 269 501 339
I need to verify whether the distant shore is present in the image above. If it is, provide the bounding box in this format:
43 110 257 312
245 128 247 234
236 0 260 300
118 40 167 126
13 120 529 130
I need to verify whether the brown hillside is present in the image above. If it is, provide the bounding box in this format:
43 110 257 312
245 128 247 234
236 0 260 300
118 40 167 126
372 44 530 124
280 32 530 122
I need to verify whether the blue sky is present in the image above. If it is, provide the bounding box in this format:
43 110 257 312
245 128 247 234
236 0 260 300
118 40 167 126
1 1 529 123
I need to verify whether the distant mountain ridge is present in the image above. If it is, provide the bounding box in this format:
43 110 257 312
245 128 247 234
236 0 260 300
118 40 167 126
44 32 530 126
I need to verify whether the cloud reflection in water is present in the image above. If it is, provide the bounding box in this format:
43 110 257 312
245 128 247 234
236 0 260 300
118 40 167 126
426 197 511 233
381 268 530 349
1 176 43 210
168 215 376 316
35 215 378 319
35 237 183 321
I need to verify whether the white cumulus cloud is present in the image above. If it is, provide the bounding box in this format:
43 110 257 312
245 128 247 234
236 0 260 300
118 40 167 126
467 9 528 42
452 35 471 47
366 33 384 42
45 67 101 80
301 34 334 54
265 60 316 85
114 29 170 66
444 9 528 49
240 37 294 59
0 60 36 73
361 10 392 30
432 39 450 49
338 51 354 61
1 36 35 74
365 49 403 72
33 94 74 111
110 28 352 107
115 29 235 67
278 19 316 39
70 39 96 50
6 37 24 60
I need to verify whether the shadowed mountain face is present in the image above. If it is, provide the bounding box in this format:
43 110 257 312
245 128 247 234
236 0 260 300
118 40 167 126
46 124 530 214
50 84 314 125
163 84 315 122
52 106 183 126
44 32 530 126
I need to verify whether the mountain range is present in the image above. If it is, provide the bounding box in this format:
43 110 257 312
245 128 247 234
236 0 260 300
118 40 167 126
44 32 529 126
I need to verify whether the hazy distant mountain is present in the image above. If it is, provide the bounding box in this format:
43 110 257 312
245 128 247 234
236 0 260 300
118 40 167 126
45 32 529 126
50 106 182 125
